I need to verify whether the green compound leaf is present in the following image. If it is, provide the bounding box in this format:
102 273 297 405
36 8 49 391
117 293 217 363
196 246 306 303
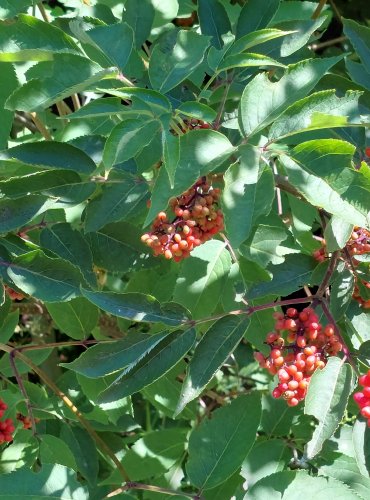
280 139 370 227
0 14 81 62
187 393 261 490
70 20 134 70
0 63 18 149
236 0 280 39
40 223 96 287
198 0 231 50
0 195 55 234
81 289 190 326
122 0 155 49
103 118 161 168
239 56 342 138
0 464 88 499
6 250 85 302
318 453 370 500
176 315 250 414
268 90 362 142
229 29 292 56
247 254 316 299
0 141 97 175
149 29 210 94
61 331 169 377
6 54 115 112
85 221 157 273
222 146 275 248
245 470 360 500
343 18 370 76
46 298 99 340
97 328 196 403
304 357 356 460
84 175 148 233
173 240 232 319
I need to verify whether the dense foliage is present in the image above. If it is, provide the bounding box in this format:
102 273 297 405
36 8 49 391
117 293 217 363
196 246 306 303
1 0 370 498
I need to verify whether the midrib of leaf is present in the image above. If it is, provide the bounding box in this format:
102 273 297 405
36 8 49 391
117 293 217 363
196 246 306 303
8 258 81 292
68 303 85 332
114 122 156 164
205 4 223 49
199 406 250 488
103 182 145 220
196 321 243 384
307 364 343 456
193 242 227 313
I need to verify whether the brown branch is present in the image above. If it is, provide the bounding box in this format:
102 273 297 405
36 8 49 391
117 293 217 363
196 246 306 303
107 482 203 500
311 0 327 19
30 112 52 140
0 343 131 483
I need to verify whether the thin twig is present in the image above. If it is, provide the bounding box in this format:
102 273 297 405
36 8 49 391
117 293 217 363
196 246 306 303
0 343 131 483
37 1 50 22
220 233 238 264
214 73 233 130
310 35 346 51
71 93 81 111
9 351 37 435
311 0 327 19
316 251 339 298
320 300 358 374
30 112 52 140
107 482 203 499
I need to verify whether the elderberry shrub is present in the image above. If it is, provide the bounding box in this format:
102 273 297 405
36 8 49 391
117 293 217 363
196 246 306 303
254 308 342 407
141 178 224 261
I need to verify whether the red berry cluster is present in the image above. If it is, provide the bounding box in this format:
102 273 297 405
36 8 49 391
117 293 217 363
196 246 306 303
254 308 343 407
347 227 370 258
313 227 370 309
353 370 370 426
0 399 14 444
141 178 224 262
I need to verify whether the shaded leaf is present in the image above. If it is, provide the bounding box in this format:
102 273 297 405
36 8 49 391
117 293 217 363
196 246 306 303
62 332 169 378
176 315 249 414
84 175 148 233
81 289 190 326
304 357 355 459
198 0 231 50
0 464 88 499
47 298 99 340
97 328 196 403
0 141 97 175
187 393 261 489
236 0 280 39
6 250 84 302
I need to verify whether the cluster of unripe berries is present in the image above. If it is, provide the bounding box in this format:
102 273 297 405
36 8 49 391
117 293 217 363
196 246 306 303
313 226 370 309
141 178 224 261
353 369 370 426
254 307 343 407
0 399 14 444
